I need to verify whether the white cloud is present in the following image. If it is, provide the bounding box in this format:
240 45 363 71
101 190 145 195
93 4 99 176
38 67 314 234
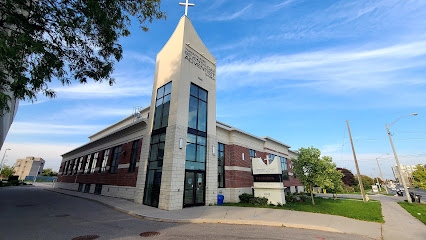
123 52 155 64
8 122 106 135
207 4 253 21
1 142 80 171
53 78 153 99
217 40 426 92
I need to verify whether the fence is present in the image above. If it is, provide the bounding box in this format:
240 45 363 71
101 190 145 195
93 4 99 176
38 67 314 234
24 176 57 182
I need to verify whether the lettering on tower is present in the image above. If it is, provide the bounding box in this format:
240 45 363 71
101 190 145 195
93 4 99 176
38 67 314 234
184 47 216 81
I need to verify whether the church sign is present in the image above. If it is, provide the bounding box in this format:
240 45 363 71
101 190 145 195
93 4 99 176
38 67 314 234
251 157 286 205
184 47 216 81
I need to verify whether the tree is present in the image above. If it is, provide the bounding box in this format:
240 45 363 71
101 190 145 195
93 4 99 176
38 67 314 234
0 0 166 114
1 165 15 178
354 175 375 190
292 147 343 205
412 164 426 189
41 168 58 177
336 167 355 186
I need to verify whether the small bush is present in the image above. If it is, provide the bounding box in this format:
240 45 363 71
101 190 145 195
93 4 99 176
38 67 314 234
249 196 268 206
10 180 20 186
341 184 355 193
239 193 254 203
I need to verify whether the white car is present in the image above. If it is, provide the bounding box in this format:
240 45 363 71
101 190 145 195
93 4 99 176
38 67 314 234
392 188 396 191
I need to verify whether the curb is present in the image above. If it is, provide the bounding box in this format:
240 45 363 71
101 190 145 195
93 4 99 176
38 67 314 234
46 188 378 239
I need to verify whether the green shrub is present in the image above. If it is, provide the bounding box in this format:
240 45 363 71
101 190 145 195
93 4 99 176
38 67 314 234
249 196 268 205
341 183 355 193
239 193 254 203
10 180 20 186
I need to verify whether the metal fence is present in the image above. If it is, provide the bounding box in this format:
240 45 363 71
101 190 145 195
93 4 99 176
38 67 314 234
24 176 57 182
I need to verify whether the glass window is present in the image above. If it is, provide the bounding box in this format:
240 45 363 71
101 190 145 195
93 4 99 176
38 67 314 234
129 140 140 172
250 149 256 158
100 149 110 173
144 132 166 207
84 154 91 174
110 145 122 173
90 152 99 174
188 96 198 129
187 83 207 133
153 82 172 130
185 134 206 170
218 143 225 188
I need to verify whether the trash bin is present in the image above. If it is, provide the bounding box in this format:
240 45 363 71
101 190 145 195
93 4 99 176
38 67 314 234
415 194 421 203
217 194 224 205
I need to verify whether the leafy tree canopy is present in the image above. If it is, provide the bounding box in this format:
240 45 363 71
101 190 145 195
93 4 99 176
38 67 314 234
1 165 15 178
336 167 355 186
41 168 58 177
354 175 375 190
412 164 426 189
0 0 165 114
292 147 343 205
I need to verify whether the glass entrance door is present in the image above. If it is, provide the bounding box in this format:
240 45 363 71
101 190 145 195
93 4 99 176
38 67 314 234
184 171 205 207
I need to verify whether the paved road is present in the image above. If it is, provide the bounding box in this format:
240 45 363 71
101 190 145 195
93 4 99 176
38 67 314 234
0 186 370 240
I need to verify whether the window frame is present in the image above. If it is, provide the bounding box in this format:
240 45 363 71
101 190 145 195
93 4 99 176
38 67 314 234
129 140 140 172
218 143 225 188
109 145 122 174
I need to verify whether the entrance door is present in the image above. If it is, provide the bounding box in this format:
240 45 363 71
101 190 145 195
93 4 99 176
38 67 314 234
184 171 205 207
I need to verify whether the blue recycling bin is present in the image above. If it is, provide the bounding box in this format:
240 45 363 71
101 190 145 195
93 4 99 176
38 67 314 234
217 194 224 205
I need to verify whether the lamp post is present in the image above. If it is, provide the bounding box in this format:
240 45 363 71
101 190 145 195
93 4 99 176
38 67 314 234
386 113 418 203
376 153 389 194
0 148 11 175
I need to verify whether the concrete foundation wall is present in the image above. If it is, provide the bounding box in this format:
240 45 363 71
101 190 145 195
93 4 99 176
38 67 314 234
217 187 252 203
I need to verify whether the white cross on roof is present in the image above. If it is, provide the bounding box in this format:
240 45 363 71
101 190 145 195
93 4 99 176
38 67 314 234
179 0 194 16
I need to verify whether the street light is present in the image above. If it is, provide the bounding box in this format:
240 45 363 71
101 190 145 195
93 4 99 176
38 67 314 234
386 113 418 203
376 153 389 194
0 148 11 175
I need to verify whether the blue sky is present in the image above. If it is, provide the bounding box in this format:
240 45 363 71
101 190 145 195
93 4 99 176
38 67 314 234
2 0 426 180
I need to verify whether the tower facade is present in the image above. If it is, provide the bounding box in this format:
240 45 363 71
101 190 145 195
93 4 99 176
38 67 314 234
134 16 217 210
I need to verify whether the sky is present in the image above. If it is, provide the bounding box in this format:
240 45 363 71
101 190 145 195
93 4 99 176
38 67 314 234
2 0 426 180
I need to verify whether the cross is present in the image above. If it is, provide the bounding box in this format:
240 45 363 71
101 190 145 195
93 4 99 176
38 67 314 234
179 0 194 16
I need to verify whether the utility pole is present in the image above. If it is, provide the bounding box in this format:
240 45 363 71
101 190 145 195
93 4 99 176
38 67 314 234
346 120 367 202
386 124 412 203
376 154 388 194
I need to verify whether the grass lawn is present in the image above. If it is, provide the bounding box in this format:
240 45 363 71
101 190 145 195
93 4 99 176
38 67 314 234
397 202 426 225
223 197 384 223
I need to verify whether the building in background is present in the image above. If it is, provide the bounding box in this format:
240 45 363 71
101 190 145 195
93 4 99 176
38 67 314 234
55 15 303 210
0 94 18 150
392 164 418 185
14 156 45 180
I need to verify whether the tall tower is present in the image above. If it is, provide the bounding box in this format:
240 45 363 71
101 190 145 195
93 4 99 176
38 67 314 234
134 15 217 210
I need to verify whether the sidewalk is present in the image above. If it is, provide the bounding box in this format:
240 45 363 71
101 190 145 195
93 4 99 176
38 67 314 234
39 184 381 240
317 193 426 240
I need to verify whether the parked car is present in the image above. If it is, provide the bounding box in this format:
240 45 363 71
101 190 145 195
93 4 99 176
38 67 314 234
392 188 396 191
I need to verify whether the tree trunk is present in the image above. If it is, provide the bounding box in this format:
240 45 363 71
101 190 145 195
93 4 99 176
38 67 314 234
310 183 315 205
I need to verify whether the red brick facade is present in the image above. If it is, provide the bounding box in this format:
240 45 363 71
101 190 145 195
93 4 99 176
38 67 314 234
57 139 143 187
221 143 303 188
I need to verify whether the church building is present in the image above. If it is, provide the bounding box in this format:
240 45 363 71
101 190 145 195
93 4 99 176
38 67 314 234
55 12 303 211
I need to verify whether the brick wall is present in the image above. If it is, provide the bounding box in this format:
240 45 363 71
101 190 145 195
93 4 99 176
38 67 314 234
57 138 143 187
222 143 304 188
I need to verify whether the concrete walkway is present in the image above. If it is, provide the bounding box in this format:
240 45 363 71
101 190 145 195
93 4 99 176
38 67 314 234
317 193 426 240
31 183 381 240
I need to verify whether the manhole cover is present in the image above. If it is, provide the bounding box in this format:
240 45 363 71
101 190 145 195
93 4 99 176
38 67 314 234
16 204 35 207
72 235 99 240
140 232 160 237
54 214 70 217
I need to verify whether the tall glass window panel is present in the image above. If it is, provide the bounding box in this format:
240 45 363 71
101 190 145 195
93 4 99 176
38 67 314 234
281 157 289 180
153 82 172 130
90 152 99 174
185 133 206 171
188 84 208 133
72 158 78 175
144 133 166 207
101 149 110 173
188 96 198 130
110 146 122 173
129 140 140 172
218 143 225 188
84 154 91 174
